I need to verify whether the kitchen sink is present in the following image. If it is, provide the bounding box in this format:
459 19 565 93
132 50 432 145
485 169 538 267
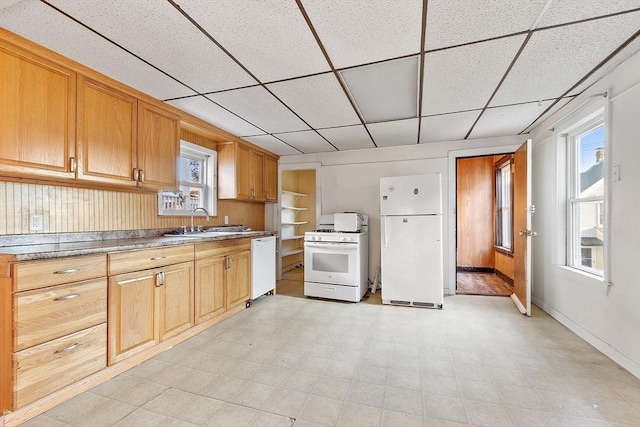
163 230 265 238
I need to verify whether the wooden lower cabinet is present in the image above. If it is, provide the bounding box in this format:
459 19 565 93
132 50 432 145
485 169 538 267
14 323 107 408
107 261 194 365
194 240 251 324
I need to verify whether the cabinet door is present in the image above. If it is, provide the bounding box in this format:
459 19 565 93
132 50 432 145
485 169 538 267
251 150 265 201
158 262 194 341
138 101 179 191
0 43 76 179
76 76 137 186
195 256 226 323
108 270 158 365
226 250 251 308
264 155 278 202
235 143 252 200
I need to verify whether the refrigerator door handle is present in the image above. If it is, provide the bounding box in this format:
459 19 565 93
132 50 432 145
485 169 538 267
382 216 388 248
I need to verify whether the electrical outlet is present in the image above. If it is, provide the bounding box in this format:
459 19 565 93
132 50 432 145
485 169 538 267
30 214 43 231
224 215 229 225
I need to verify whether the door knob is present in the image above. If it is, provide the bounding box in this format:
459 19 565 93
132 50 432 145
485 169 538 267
519 230 537 237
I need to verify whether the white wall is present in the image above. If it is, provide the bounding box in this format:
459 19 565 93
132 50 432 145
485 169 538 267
280 135 523 294
529 51 640 378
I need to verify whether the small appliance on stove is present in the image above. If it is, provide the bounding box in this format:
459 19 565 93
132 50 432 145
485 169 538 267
303 213 369 302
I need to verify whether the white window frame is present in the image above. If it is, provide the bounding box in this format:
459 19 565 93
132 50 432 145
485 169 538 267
566 112 605 277
158 140 217 216
495 155 513 253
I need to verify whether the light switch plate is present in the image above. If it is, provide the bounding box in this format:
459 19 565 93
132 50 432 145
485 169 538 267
30 214 43 231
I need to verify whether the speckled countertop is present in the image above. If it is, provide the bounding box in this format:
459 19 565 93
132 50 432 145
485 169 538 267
0 229 274 261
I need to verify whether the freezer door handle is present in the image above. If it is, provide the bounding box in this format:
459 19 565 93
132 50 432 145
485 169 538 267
382 217 388 248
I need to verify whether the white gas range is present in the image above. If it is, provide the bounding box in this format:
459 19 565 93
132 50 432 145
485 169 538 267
303 214 369 302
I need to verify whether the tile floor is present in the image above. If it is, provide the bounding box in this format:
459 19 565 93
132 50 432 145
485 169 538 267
21 275 640 427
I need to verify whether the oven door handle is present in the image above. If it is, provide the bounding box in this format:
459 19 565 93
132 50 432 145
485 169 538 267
304 242 356 248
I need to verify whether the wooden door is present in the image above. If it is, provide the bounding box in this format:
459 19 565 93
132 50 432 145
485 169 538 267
107 270 158 365
0 43 76 179
76 76 137 186
137 101 179 190
225 250 251 308
251 150 265 201
264 155 278 202
236 143 252 200
158 262 194 341
512 140 533 316
195 255 226 323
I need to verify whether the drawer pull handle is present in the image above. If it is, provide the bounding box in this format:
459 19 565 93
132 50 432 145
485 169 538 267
150 256 166 261
55 343 80 354
54 293 80 301
54 268 80 274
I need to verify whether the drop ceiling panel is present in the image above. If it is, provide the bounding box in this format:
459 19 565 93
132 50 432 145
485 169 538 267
208 86 310 134
166 96 263 137
422 35 526 116
273 131 336 154
341 56 419 123
419 111 480 143
0 0 194 99
244 135 301 156
538 1 640 28
317 125 374 151
176 0 329 83
368 119 419 147
301 0 422 68
48 0 255 93
266 73 360 129
492 12 640 106
425 0 547 50
470 100 559 139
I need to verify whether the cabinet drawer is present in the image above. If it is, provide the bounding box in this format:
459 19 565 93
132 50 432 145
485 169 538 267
15 278 107 351
14 323 106 409
108 245 194 275
195 239 251 260
13 254 106 292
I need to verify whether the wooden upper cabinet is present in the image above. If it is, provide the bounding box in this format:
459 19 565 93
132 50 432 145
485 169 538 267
217 141 277 202
137 101 179 191
76 76 137 186
265 155 278 202
0 42 76 179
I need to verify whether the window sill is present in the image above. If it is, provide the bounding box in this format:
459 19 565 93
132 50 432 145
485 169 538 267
494 246 514 257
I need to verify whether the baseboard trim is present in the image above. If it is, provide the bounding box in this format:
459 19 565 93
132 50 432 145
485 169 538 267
532 296 640 380
456 266 494 273
495 269 514 286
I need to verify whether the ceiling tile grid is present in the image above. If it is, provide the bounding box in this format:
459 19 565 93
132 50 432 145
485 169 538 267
266 73 361 129
48 0 256 93
273 130 337 154
300 0 423 68
166 96 264 137
176 0 330 83
491 11 640 106
420 111 481 144
316 125 374 151
424 0 548 50
207 86 310 134
537 0 640 28
422 35 526 116
243 135 302 156
367 119 420 147
0 0 195 99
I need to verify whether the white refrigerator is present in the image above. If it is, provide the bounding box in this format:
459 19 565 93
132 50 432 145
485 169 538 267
380 174 443 308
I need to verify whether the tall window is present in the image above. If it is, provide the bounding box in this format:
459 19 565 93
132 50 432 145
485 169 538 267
158 141 217 216
495 155 513 252
567 116 605 275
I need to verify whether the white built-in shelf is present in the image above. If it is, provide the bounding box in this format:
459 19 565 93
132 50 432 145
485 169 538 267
281 205 308 211
282 190 307 197
282 235 305 241
282 248 304 257
282 221 308 225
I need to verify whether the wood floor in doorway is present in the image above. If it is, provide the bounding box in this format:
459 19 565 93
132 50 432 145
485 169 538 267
456 271 513 296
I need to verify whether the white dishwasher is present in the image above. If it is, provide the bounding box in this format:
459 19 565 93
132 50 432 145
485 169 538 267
251 236 276 300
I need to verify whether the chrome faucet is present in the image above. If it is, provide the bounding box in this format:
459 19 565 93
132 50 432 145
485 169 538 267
190 207 210 232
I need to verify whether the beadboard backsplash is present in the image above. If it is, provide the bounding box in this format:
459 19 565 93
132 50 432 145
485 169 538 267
0 181 265 236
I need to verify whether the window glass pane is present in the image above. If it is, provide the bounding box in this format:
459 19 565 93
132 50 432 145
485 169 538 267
181 185 202 210
180 157 203 184
497 162 512 250
577 125 604 197
575 200 604 274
